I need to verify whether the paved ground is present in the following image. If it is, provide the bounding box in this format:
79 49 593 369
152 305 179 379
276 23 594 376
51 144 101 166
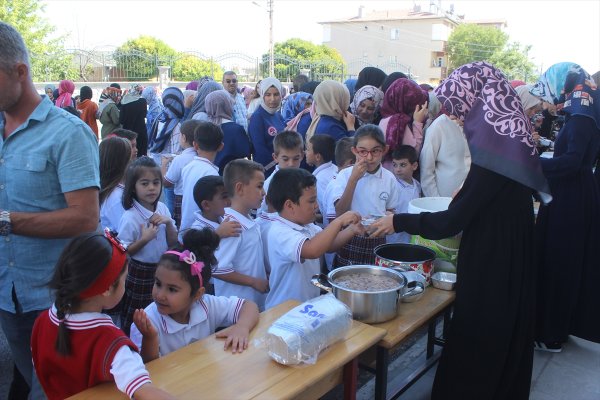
2 324 599 399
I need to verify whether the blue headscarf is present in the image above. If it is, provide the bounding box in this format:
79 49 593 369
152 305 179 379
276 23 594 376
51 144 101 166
530 62 578 105
281 91 312 123
141 86 162 116
560 65 600 130
149 87 184 153
344 79 357 99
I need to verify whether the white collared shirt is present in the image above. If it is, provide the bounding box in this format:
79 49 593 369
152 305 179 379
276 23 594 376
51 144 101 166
190 211 222 232
313 161 338 221
258 165 279 216
213 208 268 310
265 216 322 309
388 178 421 244
130 295 244 357
118 200 174 263
256 211 278 275
330 165 400 217
100 184 125 231
165 147 198 195
48 306 150 399
180 156 220 241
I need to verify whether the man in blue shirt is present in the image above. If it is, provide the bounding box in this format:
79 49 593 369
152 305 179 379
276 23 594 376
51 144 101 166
0 22 100 398
222 71 249 132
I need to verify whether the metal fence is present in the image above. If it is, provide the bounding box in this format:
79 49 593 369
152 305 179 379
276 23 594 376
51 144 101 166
33 48 414 83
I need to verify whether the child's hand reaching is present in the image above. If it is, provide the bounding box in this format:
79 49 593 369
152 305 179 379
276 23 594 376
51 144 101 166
140 223 159 242
149 214 172 226
133 309 158 339
215 323 251 353
337 211 362 227
216 217 242 238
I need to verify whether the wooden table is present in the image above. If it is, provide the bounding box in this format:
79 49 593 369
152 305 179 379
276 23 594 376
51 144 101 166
69 300 386 400
364 288 456 400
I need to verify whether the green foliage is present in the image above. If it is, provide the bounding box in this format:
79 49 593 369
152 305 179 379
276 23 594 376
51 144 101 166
1 0 77 81
172 55 224 81
447 23 536 82
447 24 507 71
114 36 177 80
489 43 537 82
260 38 346 81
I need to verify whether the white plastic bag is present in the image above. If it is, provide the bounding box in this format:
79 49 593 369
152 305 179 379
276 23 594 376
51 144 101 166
264 294 352 365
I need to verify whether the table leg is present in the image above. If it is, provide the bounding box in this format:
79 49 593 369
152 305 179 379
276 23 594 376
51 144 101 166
374 346 389 400
343 358 358 400
426 317 437 359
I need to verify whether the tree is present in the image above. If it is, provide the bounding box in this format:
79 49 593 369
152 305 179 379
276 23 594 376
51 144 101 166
447 24 508 71
447 23 536 82
261 38 346 81
172 54 224 82
114 36 177 80
1 0 77 81
489 43 537 82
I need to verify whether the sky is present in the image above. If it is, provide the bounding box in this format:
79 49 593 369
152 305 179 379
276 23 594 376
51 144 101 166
41 0 600 75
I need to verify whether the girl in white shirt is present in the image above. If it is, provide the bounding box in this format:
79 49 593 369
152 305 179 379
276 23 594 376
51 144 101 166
99 137 132 231
118 157 179 334
130 228 259 362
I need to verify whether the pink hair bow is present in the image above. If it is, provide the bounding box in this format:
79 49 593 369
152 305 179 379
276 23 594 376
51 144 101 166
165 250 205 287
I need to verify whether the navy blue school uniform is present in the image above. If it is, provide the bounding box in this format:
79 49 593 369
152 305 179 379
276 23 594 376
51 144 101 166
214 121 251 174
248 105 285 168
296 113 354 142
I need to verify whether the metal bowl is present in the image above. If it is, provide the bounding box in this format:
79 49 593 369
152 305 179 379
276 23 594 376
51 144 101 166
431 272 456 291
399 271 426 302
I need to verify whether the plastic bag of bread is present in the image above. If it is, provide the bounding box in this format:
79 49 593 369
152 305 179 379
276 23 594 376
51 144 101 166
264 294 352 365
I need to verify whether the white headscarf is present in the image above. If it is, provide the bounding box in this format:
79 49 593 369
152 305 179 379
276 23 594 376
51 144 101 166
259 77 283 114
515 85 542 112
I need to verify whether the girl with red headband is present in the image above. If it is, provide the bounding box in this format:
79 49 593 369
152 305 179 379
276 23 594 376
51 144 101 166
130 228 259 362
30 231 174 399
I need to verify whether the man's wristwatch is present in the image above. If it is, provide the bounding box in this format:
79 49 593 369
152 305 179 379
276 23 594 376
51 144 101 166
0 210 11 236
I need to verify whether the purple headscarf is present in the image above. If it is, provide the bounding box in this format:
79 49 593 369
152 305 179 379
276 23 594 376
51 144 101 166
435 61 551 202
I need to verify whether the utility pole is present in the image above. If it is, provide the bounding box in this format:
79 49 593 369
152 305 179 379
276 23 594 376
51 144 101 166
268 0 274 77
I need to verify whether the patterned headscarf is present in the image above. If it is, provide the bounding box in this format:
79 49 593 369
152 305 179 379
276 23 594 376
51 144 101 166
305 80 350 141
141 86 162 116
189 80 222 119
97 87 121 117
380 78 428 150
530 62 578 104
205 89 234 125
149 87 185 153
350 85 384 122
281 91 312 123
259 77 283 114
55 80 75 108
121 83 144 105
435 61 550 202
557 64 600 130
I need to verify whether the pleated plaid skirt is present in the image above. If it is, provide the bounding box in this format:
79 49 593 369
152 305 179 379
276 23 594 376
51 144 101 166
120 258 157 335
173 194 183 228
334 234 386 268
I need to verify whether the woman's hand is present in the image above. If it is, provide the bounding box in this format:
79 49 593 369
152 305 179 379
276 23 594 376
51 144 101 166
343 111 356 131
413 101 429 123
367 214 396 237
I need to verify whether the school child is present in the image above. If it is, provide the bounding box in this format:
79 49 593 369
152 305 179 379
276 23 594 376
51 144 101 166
109 128 139 160
31 232 173 400
118 157 178 334
323 137 356 269
163 119 202 228
305 134 337 223
258 130 304 214
212 159 269 310
331 124 401 267
389 145 422 243
179 121 224 241
99 136 132 231
189 175 242 239
265 168 363 309
130 228 259 362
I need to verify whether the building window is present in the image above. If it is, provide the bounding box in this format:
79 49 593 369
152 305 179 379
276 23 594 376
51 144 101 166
437 57 443 67
390 28 400 40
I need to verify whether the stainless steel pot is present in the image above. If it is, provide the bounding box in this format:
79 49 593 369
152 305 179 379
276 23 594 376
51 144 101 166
311 265 408 323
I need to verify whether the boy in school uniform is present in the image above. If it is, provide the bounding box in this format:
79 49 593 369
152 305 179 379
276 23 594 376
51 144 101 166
179 122 224 241
306 134 337 225
323 138 356 270
390 145 421 243
258 130 304 215
162 120 202 227
190 175 241 239
265 168 363 309
212 159 269 310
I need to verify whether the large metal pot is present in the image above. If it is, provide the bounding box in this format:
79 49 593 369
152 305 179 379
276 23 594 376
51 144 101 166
374 243 436 286
311 265 408 323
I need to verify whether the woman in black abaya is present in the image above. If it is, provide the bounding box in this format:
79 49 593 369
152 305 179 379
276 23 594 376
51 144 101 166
370 61 551 400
